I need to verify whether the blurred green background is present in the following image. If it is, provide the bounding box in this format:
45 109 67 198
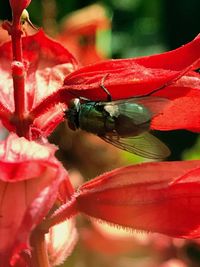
1 0 200 52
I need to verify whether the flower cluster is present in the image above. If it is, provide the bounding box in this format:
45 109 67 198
0 0 200 266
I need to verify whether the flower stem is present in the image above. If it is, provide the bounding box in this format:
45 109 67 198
11 18 27 136
11 21 23 61
30 229 50 267
30 89 73 119
40 197 78 232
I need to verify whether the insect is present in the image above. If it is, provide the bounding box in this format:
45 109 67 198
65 76 171 159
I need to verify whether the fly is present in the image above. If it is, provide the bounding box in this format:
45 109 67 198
65 76 171 159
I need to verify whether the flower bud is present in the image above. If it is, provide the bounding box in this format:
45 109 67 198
9 0 31 21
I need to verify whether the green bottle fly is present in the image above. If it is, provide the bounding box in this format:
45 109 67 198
66 96 170 159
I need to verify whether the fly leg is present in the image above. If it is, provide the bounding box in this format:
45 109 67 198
100 74 112 102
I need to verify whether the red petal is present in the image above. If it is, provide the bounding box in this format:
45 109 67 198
0 30 77 136
46 219 78 266
57 4 110 66
0 24 10 45
60 4 110 36
133 34 200 70
63 35 200 101
76 160 200 238
80 222 138 255
152 96 200 132
0 134 67 264
0 30 77 111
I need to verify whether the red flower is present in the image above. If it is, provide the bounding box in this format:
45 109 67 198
63 35 200 100
62 34 200 132
56 4 111 66
0 30 199 139
1 3 200 265
0 30 77 138
0 134 70 266
73 160 200 239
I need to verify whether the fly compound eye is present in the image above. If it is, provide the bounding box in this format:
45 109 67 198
68 98 80 112
66 98 80 131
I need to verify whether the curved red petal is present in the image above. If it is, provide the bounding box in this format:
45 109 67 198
63 35 200 101
76 160 200 238
0 134 68 264
152 96 200 132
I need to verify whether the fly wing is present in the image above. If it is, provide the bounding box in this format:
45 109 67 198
101 132 170 159
128 96 170 117
102 96 170 118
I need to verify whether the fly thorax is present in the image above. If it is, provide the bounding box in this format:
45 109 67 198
78 102 108 135
104 104 119 132
104 104 120 117
66 98 80 131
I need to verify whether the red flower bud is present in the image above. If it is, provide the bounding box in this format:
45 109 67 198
9 0 31 22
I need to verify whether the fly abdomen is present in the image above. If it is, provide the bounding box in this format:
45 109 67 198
79 102 115 135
